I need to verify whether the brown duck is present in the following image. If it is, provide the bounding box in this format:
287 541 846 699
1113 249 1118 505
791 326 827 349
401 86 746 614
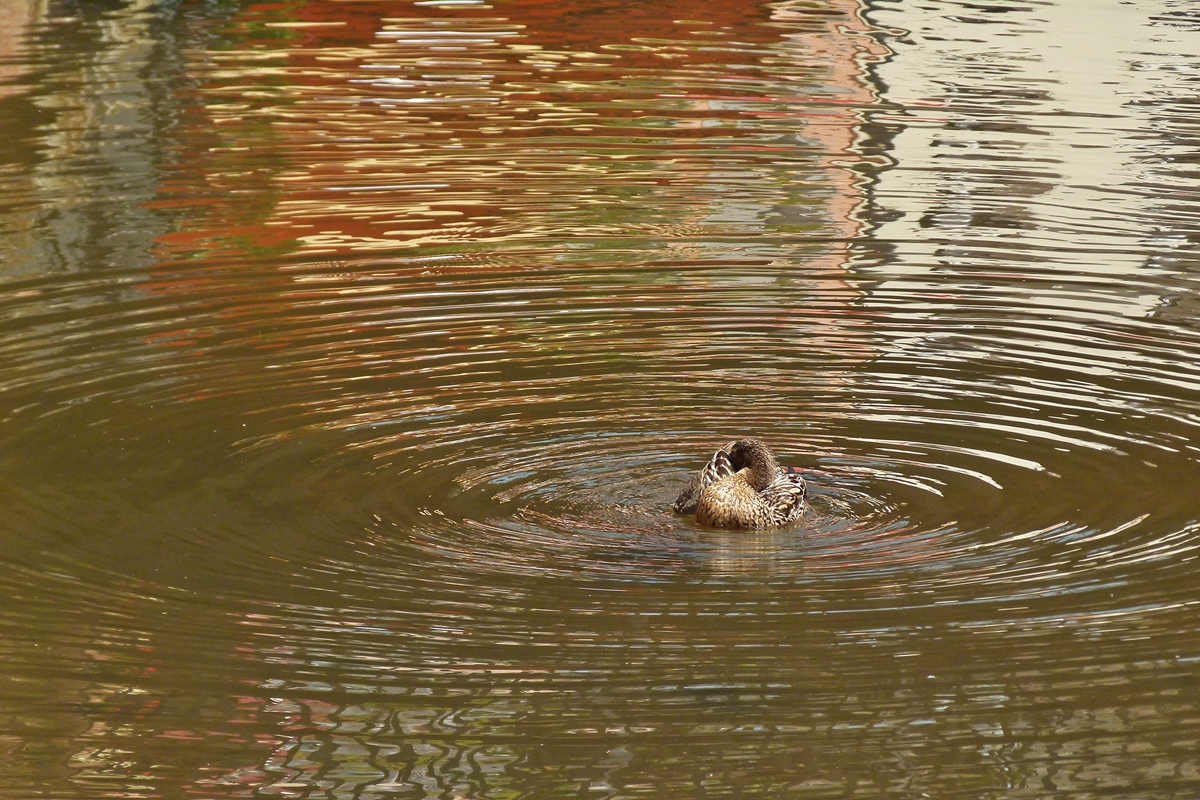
673 438 807 529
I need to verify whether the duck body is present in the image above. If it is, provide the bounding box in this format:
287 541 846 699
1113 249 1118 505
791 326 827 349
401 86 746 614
676 438 806 529
694 470 807 529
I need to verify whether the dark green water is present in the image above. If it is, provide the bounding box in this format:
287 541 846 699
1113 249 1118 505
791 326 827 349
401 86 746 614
2 0 1200 796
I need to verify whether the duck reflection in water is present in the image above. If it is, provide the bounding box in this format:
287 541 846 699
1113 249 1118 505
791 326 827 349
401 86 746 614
673 438 807 529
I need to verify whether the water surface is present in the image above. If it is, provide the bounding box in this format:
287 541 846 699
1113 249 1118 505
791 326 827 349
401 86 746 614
2 0 1200 796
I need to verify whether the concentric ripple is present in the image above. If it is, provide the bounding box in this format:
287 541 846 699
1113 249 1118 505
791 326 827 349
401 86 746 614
2 0 1200 797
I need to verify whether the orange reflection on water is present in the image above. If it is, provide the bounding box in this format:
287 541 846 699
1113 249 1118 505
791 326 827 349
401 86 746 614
149 0 888 261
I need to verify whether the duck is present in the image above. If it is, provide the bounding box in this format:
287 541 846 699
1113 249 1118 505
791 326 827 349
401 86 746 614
673 438 807 529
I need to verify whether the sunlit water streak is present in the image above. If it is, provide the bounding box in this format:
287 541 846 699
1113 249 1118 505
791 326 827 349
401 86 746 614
1 0 1200 797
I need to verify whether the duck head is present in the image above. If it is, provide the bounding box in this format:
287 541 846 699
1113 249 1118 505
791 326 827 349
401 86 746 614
729 437 780 491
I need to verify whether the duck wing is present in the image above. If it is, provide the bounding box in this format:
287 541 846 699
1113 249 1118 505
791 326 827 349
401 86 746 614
759 471 807 526
673 447 737 514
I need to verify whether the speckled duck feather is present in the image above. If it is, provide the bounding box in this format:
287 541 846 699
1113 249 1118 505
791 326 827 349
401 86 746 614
675 438 806 529
672 443 736 514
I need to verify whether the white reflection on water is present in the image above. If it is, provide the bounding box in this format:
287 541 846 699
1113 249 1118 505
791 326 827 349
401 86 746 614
0 0 170 276
868 0 1195 307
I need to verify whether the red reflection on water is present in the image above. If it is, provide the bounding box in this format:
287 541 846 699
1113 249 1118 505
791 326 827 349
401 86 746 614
146 0 885 261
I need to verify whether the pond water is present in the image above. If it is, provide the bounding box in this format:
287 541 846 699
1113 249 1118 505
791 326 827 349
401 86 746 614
2 0 1200 796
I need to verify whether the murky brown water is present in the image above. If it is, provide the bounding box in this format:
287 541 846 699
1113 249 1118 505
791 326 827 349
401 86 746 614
2 0 1200 796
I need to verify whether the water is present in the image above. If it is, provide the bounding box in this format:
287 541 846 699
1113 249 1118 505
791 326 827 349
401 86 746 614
2 0 1200 796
